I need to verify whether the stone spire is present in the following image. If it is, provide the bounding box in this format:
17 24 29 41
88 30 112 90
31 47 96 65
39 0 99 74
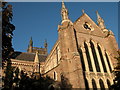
44 39 48 49
82 9 85 14
34 51 40 73
44 39 48 55
61 1 70 24
29 37 33 46
27 37 33 53
34 50 39 63
96 11 106 30
62 0 66 9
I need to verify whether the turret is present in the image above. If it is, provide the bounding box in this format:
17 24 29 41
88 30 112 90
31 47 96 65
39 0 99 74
44 39 48 55
44 39 48 49
61 1 72 24
96 11 106 30
27 37 33 53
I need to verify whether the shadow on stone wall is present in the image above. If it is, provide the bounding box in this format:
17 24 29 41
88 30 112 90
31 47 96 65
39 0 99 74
2 69 72 90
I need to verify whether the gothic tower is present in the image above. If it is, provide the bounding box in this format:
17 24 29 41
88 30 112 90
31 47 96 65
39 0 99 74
58 1 86 88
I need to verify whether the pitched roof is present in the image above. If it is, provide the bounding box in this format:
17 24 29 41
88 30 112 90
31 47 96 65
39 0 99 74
11 51 47 62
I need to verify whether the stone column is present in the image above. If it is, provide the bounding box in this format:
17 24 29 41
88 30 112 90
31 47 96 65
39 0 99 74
88 79 93 88
106 52 114 70
81 47 89 72
94 43 104 73
87 43 97 73
110 78 114 85
102 50 110 73
104 78 109 88
96 79 100 88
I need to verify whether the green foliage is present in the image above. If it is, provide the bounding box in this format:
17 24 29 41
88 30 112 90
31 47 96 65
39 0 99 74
2 2 15 89
7 70 72 90
2 2 15 62
111 50 120 90
59 74 72 90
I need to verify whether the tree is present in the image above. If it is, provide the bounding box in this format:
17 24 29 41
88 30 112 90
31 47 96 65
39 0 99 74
2 2 15 89
111 50 120 90
57 74 72 90
9 69 72 90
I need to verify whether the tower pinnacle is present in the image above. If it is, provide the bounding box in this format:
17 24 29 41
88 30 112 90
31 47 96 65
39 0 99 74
82 9 85 14
96 11 106 30
27 37 33 53
61 1 70 24
34 50 39 63
44 39 48 49
62 0 66 9
29 37 33 46
44 39 48 55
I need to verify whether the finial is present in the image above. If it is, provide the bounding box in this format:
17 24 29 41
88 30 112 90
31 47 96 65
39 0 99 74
27 36 33 53
61 0 70 24
96 10 100 19
29 36 33 46
36 50 38 54
96 10 98 14
44 39 48 48
30 36 32 41
62 0 66 9
96 10 106 29
82 9 85 14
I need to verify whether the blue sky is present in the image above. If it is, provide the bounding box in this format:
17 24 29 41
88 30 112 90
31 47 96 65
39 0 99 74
10 2 118 53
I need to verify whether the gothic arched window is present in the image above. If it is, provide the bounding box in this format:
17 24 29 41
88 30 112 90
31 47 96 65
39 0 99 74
99 79 105 90
107 79 111 88
84 42 93 71
90 41 100 72
105 52 112 72
92 79 97 90
97 45 107 72
78 48 85 71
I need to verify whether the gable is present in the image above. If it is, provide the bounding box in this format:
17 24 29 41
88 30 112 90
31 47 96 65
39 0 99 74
73 13 106 37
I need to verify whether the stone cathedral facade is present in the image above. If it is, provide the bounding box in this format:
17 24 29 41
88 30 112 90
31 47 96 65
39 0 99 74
9 2 118 89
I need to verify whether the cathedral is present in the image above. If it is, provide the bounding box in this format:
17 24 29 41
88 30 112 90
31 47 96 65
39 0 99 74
9 2 118 89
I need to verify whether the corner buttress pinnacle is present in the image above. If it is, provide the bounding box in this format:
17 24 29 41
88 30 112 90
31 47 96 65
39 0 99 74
27 37 33 53
34 50 39 63
96 11 106 30
61 1 72 24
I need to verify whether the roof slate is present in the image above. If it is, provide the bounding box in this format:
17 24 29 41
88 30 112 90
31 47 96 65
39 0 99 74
11 51 47 62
